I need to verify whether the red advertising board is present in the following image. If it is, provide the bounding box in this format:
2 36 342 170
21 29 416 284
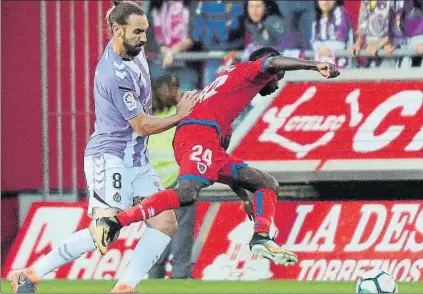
232 81 423 180
3 201 423 282
192 200 423 282
2 202 148 280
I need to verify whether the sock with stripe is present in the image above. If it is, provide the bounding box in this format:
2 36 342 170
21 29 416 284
253 188 277 234
117 189 180 227
32 228 96 278
116 228 171 288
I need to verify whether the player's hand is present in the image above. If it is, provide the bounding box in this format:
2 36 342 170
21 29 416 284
176 90 199 119
316 62 339 79
241 200 255 221
416 43 423 55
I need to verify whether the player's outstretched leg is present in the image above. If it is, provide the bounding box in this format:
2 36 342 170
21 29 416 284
237 166 298 266
10 228 96 293
94 180 206 254
110 210 176 293
249 188 298 266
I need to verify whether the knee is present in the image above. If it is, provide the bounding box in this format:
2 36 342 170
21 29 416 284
174 180 203 205
161 215 178 237
148 211 178 237
263 175 279 193
257 177 279 204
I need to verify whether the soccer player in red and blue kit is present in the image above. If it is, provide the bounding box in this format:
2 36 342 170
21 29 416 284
94 47 340 266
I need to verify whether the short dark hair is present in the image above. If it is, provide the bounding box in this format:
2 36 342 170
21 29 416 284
249 46 281 61
152 75 180 113
249 47 282 96
106 0 144 29
153 75 180 90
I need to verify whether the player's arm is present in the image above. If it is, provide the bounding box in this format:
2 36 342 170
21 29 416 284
263 56 340 79
108 74 198 136
129 90 198 136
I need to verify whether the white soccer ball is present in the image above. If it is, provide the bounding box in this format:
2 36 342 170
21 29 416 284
356 269 398 293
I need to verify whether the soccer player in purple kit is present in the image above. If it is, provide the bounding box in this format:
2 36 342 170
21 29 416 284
10 1 197 293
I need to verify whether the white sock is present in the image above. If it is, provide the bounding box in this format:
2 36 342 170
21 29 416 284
117 228 171 288
33 228 96 278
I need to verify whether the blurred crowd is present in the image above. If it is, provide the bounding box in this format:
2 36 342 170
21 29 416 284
139 0 423 92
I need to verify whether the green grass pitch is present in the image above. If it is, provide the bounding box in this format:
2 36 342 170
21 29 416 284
1 279 422 293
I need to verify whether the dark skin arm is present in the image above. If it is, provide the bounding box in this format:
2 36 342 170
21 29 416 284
232 57 339 216
263 56 340 79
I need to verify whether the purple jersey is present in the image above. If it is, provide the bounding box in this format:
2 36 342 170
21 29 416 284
399 0 423 37
311 6 353 49
311 6 352 44
84 41 152 166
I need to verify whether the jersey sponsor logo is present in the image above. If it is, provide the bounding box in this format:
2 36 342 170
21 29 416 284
123 92 137 111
